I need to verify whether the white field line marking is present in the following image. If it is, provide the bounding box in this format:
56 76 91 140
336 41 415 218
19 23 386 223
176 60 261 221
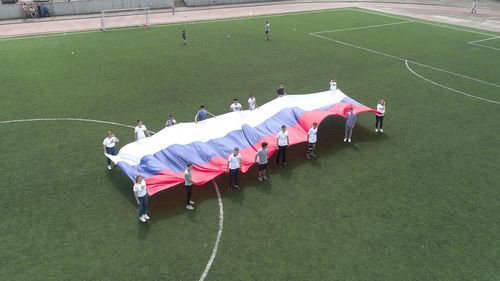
0 8 346 41
346 7 498 37
467 36 500 51
313 20 413 34
200 180 224 281
309 33 500 89
0 117 157 133
405 60 500 105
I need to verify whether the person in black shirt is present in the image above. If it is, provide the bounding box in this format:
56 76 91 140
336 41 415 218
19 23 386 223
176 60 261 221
277 82 286 98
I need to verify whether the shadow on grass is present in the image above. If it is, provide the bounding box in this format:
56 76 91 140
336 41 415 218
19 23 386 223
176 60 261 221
108 116 388 220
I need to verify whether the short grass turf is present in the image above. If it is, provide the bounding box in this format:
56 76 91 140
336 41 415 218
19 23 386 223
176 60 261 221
1 7 499 280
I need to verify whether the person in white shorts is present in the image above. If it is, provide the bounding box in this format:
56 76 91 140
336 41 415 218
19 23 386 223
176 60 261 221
230 98 242 112
248 93 259 110
134 120 151 142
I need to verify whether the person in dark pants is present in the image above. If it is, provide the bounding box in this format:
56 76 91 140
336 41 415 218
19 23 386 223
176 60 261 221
37 5 41 18
226 147 242 191
276 125 289 165
184 162 195 210
102 131 119 170
182 30 187 45
133 175 149 223
43 5 49 17
375 99 385 133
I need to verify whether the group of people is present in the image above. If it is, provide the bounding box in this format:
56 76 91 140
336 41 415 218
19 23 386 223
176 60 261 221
22 3 49 19
101 78 386 222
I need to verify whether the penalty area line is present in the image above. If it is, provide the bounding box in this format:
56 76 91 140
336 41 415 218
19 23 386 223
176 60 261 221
199 180 224 281
405 60 500 105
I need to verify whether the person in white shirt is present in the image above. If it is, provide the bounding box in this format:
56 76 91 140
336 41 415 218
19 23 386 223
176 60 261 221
134 120 151 142
133 175 149 223
307 122 318 158
226 147 242 191
330 78 337 94
471 0 477 13
248 93 259 110
165 114 177 127
254 142 269 181
265 21 270 40
276 125 289 165
103 131 119 170
375 99 386 133
184 162 195 210
230 98 242 112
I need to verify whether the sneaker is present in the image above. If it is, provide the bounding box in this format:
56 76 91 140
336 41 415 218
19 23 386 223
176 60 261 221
380 129 384 133
186 205 194 210
143 214 150 220
262 176 268 180
235 185 241 189
344 138 347 142
311 154 316 157
228 186 233 191
189 200 195 205
307 155 311 159
283 162 288 166
139 217 146 223
348 138 351 143
107 165 112 170
258 176 263 182
375 128 378 132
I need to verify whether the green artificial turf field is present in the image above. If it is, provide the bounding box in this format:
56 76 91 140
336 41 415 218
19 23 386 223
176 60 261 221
1 8 499 280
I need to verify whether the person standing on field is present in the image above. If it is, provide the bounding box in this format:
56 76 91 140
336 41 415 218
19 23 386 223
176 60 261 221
277 82 286 98
265 21 270 40
255 142 269 181
195 105 216 122
375 99 385 133
330 78 337 94
133 175 150 223
344 107 357 143
134 120 151 142
226 147 242 191
182 30 187 45
276 125 289 165
184 162 195 210
103 131 119 170
248 93 259 110
230 98 242 112
307 122 318 158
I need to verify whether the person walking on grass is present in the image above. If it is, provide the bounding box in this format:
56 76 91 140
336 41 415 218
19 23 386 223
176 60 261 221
265 21 270 40
255 142 269 181
248 93 259 110
195 105 216 123
134 120 151 142
133 175 150 223
227 147 242 191
277 82 286 98
471 0 477 13
182 30 187 45
165 114 177 127
276 125 289 165
344 107 357 143
307 122 318 158
184 162 195 210
330 78 337 94
375 99 385 133
103 131 119 170
230 98 242 112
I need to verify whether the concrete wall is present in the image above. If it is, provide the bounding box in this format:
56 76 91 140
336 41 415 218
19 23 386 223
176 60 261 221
0 0 173 20
184 0 267 7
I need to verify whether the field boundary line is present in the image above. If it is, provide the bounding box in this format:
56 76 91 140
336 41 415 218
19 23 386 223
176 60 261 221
0 117 157 133
313 20 413 34
200 180 224 281
405 60 500 105
467 36 500 51
309 33 500 89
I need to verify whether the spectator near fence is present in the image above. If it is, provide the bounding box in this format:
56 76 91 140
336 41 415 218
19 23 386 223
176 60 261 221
43 5 49 17
22 4 28 20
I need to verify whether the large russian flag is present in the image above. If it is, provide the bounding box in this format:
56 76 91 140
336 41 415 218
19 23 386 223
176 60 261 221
107 90 377 195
